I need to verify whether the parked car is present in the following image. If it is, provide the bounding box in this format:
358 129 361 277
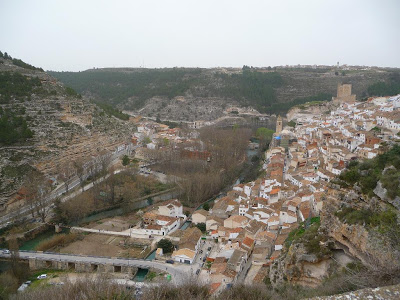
37 274 47 280
207 247 212 251
166 260 175 264
196 269 200 275
3 249 10 254
202 257 206 262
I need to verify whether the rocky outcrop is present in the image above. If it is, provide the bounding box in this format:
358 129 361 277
374 181 400 210
269 243 332 288
286 102 334 121
321 198 400 271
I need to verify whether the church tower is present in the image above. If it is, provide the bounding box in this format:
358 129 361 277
276 115 283 134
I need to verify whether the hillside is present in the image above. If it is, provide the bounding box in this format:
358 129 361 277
49 66 398 121
0 54 136 211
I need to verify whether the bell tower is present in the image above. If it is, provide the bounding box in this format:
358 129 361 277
276 115 283 134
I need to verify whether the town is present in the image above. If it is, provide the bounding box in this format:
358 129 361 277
104 84 400 295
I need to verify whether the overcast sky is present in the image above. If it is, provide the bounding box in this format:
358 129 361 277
1 0 399 71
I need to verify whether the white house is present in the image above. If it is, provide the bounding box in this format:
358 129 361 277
158 199 184 218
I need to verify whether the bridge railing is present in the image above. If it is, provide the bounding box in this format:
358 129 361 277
15 249 153 262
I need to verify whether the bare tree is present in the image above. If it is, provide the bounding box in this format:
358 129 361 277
73 158 86 192
24 170 43 218
58 161 76 193
8 235 24 281
35 179 52 223
98 150 112 177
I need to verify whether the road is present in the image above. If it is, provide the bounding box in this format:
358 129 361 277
0 146 138 228
0 250 193 284
70 226 180 242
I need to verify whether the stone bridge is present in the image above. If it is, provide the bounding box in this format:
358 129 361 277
0 250 190 283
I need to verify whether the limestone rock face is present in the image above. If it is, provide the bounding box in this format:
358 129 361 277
374 181 400 210
321 199 400 271
374 181 388 202
286 102 333 121
269 243 332 288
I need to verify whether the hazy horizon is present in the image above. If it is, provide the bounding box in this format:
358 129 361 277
1 0 399 72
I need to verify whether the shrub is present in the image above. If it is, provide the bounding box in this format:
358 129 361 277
35 233 78 251
196 223 206 233
157 239 174 254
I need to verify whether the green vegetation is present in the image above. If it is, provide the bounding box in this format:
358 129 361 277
339 145 400 198
0 107 34 145
11 58 44 72
335 207 399 232
256 127 274 141
0 51 44 71
145 271 157 281
287 120 296 127
196 222 206 233
48 68 293 113
335 206 400 251
202 202 210 211
285 217 331 258
95 101 129 120
0 71 42 103
215 69 283 112
156 238 174 254
49 68 202 109
122 155 130 166
269 93 332 115
64 86 81 98
368 72 400 96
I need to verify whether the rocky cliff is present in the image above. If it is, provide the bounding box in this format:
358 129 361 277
0 57 136 211
271 178 400 290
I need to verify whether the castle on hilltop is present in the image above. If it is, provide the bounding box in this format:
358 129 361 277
332 83 356 103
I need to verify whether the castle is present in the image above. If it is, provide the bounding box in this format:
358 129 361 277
332 83 356 103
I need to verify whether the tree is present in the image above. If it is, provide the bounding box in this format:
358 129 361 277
122 155 130 166
73 158 86 191
203 203 210 211
287 120 296 127
35 179 52 222
24 170 41 218
8 235 24 281
157 238 174 254
98 150 112 177
256 127 274 140
58 161 75 193
143 136 151 145
256 127 274 150
196 222 206 233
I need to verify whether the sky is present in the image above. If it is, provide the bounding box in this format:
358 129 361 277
1 0 399 71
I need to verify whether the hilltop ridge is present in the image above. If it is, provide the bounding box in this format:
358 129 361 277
49 65 398 122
